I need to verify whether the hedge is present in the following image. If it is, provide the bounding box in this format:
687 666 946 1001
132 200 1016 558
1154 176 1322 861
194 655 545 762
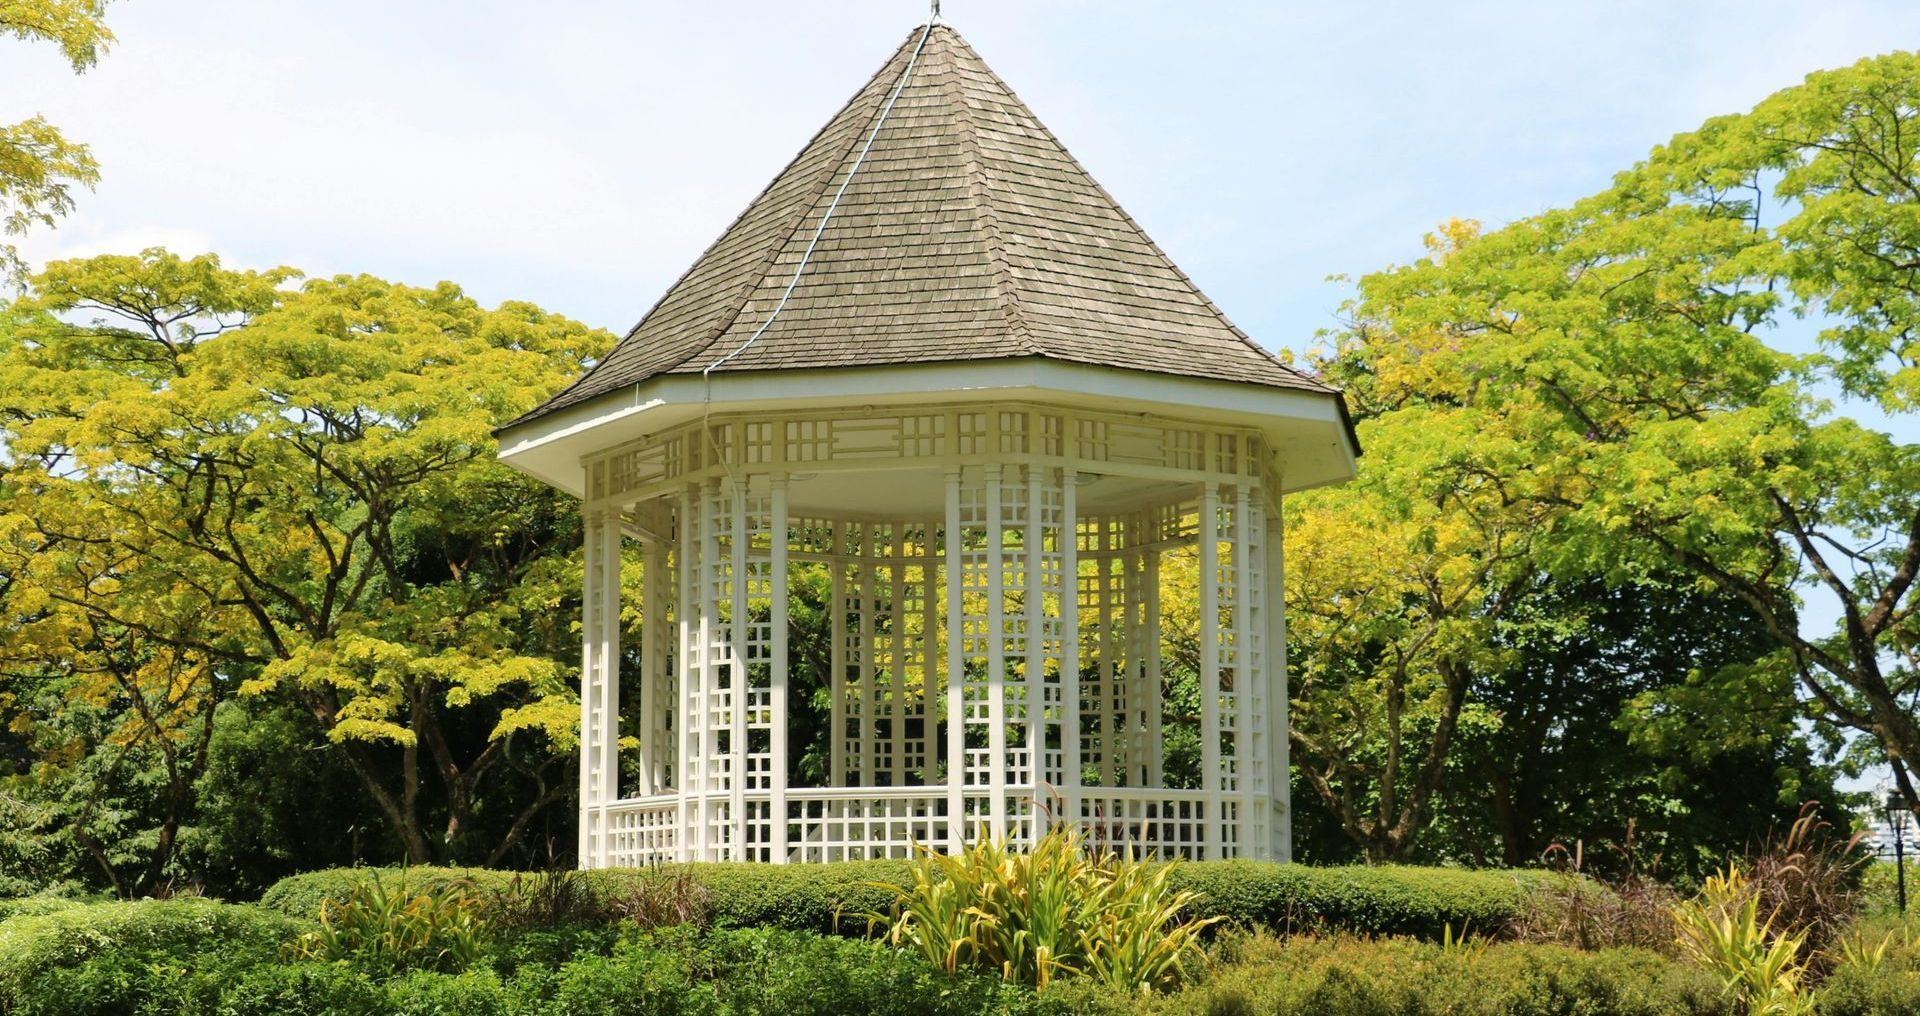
1144 934 1729 1016
260 860 1563 939
0 922 1069 1016
0 898 309 1010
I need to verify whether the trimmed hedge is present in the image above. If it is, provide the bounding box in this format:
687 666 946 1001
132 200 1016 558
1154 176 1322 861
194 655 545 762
0 921 1069 1016
1144 934 1729 1016
260 860 1561 940
0 898 309 1010
1166 861 1559 938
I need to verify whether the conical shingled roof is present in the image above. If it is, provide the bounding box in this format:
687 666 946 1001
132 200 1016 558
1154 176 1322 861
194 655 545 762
517 23 1331 427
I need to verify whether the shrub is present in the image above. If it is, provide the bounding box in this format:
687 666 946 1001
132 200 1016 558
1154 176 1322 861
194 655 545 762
1509 836 1680 953
1747 804 1868 963
1672 868 1815 1016
0 898 305 1009
488 868 612 931
873 825 1218 993
385 968 516 1016
265 859 1551 941
289 872 490 975
1164 860 1554 939
215 962 389 1016
1146 933 1729 1016
0 894 83 924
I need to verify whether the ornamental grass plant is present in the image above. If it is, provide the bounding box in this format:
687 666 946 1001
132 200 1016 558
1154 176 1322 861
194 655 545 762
289 871 489 975
869 824 1219 995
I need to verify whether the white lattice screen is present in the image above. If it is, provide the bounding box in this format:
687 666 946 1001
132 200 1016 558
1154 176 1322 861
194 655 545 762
576 403 1289 866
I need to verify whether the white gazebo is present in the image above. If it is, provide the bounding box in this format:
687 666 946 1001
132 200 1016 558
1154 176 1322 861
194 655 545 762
497 20 1357 867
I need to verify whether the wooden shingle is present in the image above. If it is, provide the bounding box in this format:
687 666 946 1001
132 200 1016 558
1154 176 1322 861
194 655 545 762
518 24 1331 426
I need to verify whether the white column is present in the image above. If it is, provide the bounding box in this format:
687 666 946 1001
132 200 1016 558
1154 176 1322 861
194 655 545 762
769 472 790 862
1199 483 1222 861
985 465 1007 840
1059 466 1080 832
1265 501 1291 862
1144 513 1164 786
637 527 663 797
578 498 621 868
944 467 965 852
677 486 697 862
857 526 876 786
1024 464 1045 824
1234 484 1257 859
728 479 749 860
830 520 847 787
696 479 721 861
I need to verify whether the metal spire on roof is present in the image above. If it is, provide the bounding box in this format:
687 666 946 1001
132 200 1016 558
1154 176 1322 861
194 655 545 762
930 0 940 24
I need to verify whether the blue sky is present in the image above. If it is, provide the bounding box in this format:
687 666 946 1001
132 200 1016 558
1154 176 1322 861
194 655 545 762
11 0 1920 355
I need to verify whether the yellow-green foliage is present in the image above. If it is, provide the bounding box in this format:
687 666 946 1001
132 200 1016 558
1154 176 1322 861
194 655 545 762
289 872 488 975
1144 932 1725 1016
871 824 1220 995
1671 868 1813 1016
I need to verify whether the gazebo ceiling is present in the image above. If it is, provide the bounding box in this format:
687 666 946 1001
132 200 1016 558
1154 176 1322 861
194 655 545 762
498 21 1358 498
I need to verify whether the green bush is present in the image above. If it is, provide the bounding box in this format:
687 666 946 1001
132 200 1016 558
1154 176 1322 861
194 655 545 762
214 962 389 1016
0 898 306 1010
0 895 82 923
1145 933 1731 1016
289 872 490 975
385 968 516 1016
1166 861 1558 938
263 860 1554 940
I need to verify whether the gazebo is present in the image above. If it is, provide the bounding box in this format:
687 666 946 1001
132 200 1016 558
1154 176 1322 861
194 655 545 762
496 20 1357 867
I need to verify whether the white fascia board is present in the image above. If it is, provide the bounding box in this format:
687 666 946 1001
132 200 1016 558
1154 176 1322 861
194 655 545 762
496 359 1358 498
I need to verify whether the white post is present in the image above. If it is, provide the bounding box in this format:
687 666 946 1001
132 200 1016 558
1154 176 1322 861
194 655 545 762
638 528 662 797
1199 483 1222 861
1265 500 1291 862
578 497 620 868
770 472 790 862
858 526 875 787
1144 511 1163 786
697 479 721 861
985 465 1007 840
1234 484 1256 859
1024 464 1045 830
728 479 749 860
1060 466 1080 834
944 466 965 852
677 486 697 862
830 520 847 787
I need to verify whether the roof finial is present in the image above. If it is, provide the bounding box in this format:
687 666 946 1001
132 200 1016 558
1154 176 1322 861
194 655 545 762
929 0 941 24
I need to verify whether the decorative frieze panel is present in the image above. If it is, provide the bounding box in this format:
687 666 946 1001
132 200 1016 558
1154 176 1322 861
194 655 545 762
588 402 1271 507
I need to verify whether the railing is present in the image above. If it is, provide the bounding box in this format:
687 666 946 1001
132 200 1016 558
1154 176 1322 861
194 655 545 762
593 785 1225 866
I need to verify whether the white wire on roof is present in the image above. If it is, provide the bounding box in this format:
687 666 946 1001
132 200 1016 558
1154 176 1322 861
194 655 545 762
700 18 937 378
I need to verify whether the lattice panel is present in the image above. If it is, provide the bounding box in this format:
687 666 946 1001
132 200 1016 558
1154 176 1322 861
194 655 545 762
604 800 679 867
787 792 950 862
580 402 1287 867
1077 792 1209 861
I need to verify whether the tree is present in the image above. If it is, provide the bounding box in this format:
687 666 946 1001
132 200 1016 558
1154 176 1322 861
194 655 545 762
1442 574 1843 879
1337 51 1920 813
1276 398 1542 862
1 0 112 273
0 249 612 870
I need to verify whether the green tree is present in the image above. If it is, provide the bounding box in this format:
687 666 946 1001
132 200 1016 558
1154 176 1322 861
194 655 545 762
0 249 612 871
1336 51 1920 812
0 0 112 273
1442 575 1842 879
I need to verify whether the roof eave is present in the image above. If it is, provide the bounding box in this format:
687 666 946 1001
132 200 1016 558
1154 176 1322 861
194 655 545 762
497 356 1359 500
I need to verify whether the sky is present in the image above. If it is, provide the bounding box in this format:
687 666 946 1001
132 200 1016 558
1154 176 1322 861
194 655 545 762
7 1 1920 787
11 0 1920 352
